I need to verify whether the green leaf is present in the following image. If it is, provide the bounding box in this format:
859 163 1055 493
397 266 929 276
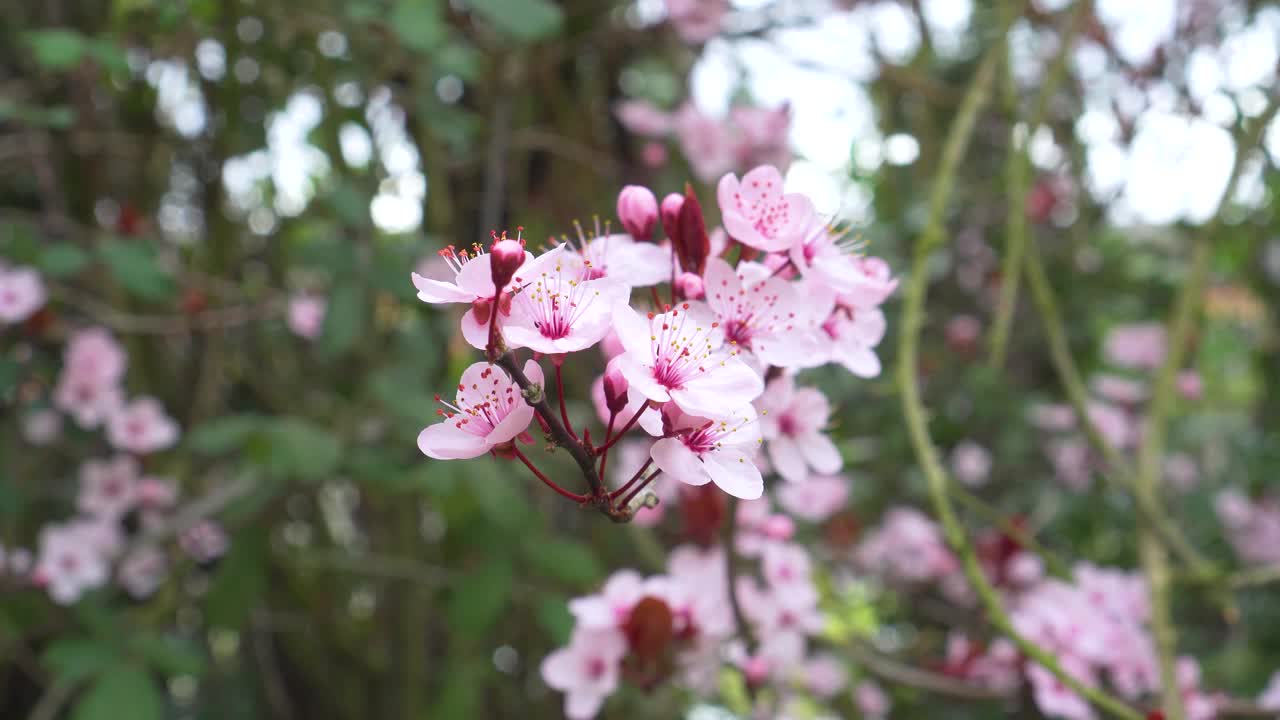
186 414 266 454
98 240 175 302
72 665 162 720
130 634 205 676
467 0 563 41
447 559 512 636
42 639 117 684
23 29 87 70
255 418 343 481
319 283 364 357
391 0 445 53
85 38 130 75
204 530 268 629
535 595 573 645
0 358 20 397
38 244 90 278
429 662 482 719
523 538 601 588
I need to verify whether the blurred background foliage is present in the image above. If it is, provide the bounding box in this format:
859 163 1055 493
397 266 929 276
3 0 1280 718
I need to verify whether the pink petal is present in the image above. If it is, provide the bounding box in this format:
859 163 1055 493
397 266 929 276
454 252 499 297
411 272 474 304
651 438 710 487
672 357 763 418
417 423 489 460
768 435 808 483
702 450 763 500
611 304 656 359
614 354 672 405
540 648 579 691
799 432 842 475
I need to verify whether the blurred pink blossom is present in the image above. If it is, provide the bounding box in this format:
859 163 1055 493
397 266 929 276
0 266 46 324
287 293 327 340
107 397 179 455
1104 323 1167 370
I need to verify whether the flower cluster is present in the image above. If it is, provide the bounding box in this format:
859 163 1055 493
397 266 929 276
411 163 894 716
616 101 792 183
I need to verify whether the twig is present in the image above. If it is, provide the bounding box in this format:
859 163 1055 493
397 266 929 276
512 446 588 503
894 28 1143 720
849 644 1010 701
947 483 1070 579
987 0 1091 368
1135 94 1280 720
721 495 757 697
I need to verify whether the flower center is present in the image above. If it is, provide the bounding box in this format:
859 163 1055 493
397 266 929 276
586 657 607 680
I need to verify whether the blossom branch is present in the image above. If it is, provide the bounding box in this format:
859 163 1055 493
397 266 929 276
849 644 1008 701
987 0 1091 369
1135 93 1280 720
894 31 1144 720
511 446 588 503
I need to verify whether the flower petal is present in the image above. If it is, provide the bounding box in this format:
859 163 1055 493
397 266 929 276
411 272 474 304
651 438 710 487
417 422 488 460
702 449 763 500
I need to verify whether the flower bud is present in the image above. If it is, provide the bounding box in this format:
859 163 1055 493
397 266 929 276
659 193 684 239
671 184 710 275
603 363 629 414
617 185 659 242
674 271 704 300
489 238 525 291
762 514 795 541
743 655 771 687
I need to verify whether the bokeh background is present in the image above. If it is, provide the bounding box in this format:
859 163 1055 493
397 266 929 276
3 0 1280 718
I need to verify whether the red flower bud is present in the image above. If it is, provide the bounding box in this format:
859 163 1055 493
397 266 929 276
659 193 684 240
623 596 675 664
672 184 710 275
617 185 659 242
603 363 629 414
674 271 704 300
489 238 525 291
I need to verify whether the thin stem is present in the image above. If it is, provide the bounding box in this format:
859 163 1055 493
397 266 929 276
947 483 1070 579
987 0 1091 369
894 31 1143 720
596 401 651 454
485 290 504 362
619 470 661 509
849 643 1008 701
598 409 618 481
610 457 654 500
555 362 578 441
511 446 588 503
1134 95 1280 720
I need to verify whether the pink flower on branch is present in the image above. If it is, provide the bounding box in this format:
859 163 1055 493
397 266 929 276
500 254 629 356
611 302 763 421
0 266 47 324
107 397 179 455
704 258 825 370
418 360 541 460
717 165 815 253
755 374 842 482
650 406 764 500
540 628 628 720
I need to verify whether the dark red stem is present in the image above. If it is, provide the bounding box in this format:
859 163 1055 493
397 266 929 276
595 401 650 454
511 446 588 503
555 362 577 441
598 410 618 484
610 457 654 500
620 470 661 508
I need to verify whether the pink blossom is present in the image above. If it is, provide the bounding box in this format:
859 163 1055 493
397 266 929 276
78 455 140 519
950 441 992 487
616 185 659 242
717 165 815 252
803 653 848 698
287 293 327 340
1177 370 1203 400
418 360 541 460
650 406 764 500
180 521 230 565
1090 374 1146 406
1258 670 1280 710
1027 656 1097 720
730 104 791 170
63 328 127 383
21 409 62 446
641 141 668 168
664 0 729 45
611 302 763 420
501 256 628 355
1103 323 1167 370
563 233 673 289
107 397 179 454
704 258 825 370
775 475 849 522
675 104 737 182
755 375 841 482
1214 490 1280 566
590 362 664 438
0 266 46 324
540 628 629 719
412 240 564 308
613 100 673 137
666 545 734 637
1177 657 1220 720
1047 438 1092 491
839 256 899 310
34 521 114 604
789 218 864 295
53 373 124 429
118 546 167 599
734 496 795 556
854 681 891 719
1164 452 1198 492
568 569 662 631
823 305 887 378
857 507 957 583
1030 403 1078 431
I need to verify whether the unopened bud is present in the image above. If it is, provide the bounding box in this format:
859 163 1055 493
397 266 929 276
603 362 629 414
762 514 795 541
660 193 684 240
674 271 704 300
617 185 659 242
489 238 525 291
672 184 710 275
743 655 771 686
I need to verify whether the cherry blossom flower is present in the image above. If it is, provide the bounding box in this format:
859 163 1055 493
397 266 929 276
857 507 958 583
63 328 127 383
1091 374 1146 406
950 441 992 487
839 255 899 310
418 360 541 460
664 0 729 44
729 104 791 170
0 265 46 324
54 373 124 429
540 628 629 719
412 239 564 306
78 455 140 519
287 293 327 340
775 475 849 522
33 521 114 604
180 521 230 565
500 254 629 355
734 496 795 557
717 165 815 252
704 258 825 369
854 681 892 720
611 302 763 420
1027 657 1097 720
590 362 665 438
755 374 842 482
789 218 865 295
1104 323 1167 370
1258 670 1280 710
823 305 887 378
675 104 737 183
613 100 673 137
803 653 848 698
616 185 659 242
650 406 765 500
21 409 62 446
118 546 168 599
107 397 179 454
558 224 674 289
